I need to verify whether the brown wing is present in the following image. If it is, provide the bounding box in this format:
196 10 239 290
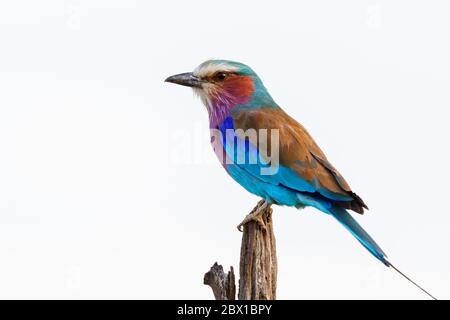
231 107 368 214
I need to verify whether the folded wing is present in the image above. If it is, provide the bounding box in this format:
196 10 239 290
230 107 368 214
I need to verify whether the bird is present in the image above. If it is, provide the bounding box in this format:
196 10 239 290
165 59 436 299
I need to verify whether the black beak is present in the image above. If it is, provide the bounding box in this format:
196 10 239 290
165 72 203 88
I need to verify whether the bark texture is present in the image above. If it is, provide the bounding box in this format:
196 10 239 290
203 263 236 300
204 201 277 300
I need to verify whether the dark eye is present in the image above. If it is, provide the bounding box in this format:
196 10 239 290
215 72 227 81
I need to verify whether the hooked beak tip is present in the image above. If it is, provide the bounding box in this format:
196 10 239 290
164 72 203 88
164 76 175 83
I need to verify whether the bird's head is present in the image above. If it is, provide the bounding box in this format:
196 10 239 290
165 60 276 126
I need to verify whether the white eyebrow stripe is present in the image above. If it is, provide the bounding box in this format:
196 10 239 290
193 62 239 78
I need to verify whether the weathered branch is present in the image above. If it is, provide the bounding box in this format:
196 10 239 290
238 202 277 300
203 263 236 300
204 201 277 300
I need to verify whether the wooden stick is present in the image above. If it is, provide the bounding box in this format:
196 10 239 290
203 263 236 300
204 201 277 300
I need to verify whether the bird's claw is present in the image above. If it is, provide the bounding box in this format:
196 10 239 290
236 200 269 232
236 215 266 232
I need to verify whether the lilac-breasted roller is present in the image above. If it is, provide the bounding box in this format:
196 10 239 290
166 60 435 299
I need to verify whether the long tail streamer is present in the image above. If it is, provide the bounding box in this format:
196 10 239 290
330 206 436 299
385 260 437 300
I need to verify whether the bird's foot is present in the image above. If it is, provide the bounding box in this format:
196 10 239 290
237 200 270 232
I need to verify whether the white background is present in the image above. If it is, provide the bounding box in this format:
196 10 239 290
0 1 449 299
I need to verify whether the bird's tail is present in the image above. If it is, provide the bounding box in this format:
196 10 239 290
330 206 388 264
330 206 437 300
